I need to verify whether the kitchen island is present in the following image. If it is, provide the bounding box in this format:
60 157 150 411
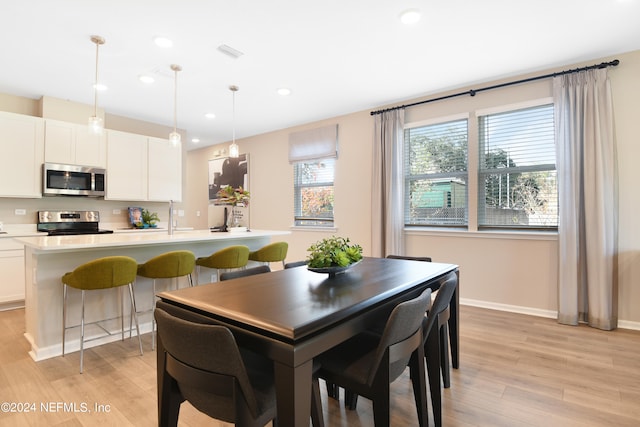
15 229 289 361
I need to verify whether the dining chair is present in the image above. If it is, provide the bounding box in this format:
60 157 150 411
155 304 325 427
284 260 308 269
219 265 271 281
248 241 288 269
340 272 458 427
313 287 432 427
386 254 451 387
195 245 250 284
62 256 143 373
135 250 196 350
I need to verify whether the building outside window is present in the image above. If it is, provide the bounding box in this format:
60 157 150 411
404 117 468 226
403 100 557 230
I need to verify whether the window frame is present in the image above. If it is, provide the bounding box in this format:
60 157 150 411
293 157 336 227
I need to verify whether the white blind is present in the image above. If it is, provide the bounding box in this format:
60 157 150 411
288 124 338 163
477 103 557 228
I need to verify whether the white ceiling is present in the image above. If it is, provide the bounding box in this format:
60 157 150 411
2 1 639 151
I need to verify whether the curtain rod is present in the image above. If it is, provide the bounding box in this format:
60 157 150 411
370 59 620 116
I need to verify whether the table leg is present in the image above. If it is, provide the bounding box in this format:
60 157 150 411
274 359 313 427
449 270 460 368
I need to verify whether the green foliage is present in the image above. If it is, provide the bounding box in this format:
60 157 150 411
216 185 250 206
307 236 363 268
141 209 159 226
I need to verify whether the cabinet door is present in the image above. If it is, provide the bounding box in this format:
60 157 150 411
0 112 44 198
148 137 182 202
105 130 148 201
0 240 25 304
44 120 106 167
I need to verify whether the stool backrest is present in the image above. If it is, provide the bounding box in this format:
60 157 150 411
138 250 195 278
62 256 137 290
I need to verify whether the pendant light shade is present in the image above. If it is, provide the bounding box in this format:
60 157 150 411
88 35 105 135
229 85 239 158
169 64 182 146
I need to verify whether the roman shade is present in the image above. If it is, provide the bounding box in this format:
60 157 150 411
288 124 338 163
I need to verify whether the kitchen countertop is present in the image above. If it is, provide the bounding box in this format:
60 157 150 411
15 229 289 252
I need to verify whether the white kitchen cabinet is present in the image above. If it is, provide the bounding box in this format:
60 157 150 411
105 129 148 201
0 239 25 308
148 137 182 202
44 119 106 167
0 111 44 198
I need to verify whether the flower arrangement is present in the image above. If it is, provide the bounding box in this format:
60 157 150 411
307 236 363 268
216 185 250 207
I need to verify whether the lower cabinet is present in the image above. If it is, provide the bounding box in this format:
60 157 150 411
0 239 25 308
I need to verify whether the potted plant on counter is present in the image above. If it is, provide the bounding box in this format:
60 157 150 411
216 185 250 229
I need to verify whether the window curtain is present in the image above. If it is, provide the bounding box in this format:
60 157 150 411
371 110 404 257
553 68 618 330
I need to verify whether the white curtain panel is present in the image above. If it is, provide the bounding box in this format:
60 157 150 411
371 110 404 257
554 68 618 330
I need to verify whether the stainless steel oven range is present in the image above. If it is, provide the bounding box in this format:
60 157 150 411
37 210 114 236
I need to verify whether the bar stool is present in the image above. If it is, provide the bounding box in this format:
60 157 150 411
195 245 250 284
62 256 143 373
136 250 196 350
248 242 288 269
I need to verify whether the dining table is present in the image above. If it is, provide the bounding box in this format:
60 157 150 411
156 256 459 427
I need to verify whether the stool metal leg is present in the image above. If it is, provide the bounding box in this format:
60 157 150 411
80 290 86 374
128 283 143 356
62 284 67 357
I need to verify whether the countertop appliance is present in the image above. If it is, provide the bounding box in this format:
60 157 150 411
37 210 114 236
42 163 106 197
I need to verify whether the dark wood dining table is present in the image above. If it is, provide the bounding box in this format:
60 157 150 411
156 256 459 427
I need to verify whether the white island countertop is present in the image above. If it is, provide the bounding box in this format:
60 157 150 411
15 229 290 253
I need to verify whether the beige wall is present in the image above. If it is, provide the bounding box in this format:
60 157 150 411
186 49 640 326
2 50 638 326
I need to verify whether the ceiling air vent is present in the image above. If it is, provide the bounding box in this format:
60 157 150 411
217 44 244 59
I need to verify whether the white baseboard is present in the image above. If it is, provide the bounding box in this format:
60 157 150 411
460 298 640 331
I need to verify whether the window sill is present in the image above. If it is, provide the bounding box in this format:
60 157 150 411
290 225 338 233
405 227 558 241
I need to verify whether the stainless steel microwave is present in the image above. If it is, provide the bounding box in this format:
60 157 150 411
42 163 106 197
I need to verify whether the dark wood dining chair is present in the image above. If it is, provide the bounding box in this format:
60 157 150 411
313 288 432 427
387 254 452 387
219 265 271 281
155 303 325 427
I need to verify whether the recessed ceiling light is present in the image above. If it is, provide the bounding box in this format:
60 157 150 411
399 9 421 25
138 74 155 84
191 138 200 143
93 83 108 91
277 87 291 96
153 36 173 48
205 113 216 119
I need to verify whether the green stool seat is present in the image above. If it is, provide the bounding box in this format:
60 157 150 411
196 245 250 284
136 250 196 349
248 242 288 268
62 256 143 373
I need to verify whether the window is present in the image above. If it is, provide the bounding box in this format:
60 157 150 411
404 118 468 226
293 158 335 226
478 103 557 229
289 124 338 227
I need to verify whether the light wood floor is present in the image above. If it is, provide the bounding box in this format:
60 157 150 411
1 305 639 426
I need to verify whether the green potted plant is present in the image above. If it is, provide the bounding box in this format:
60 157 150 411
307 236 363 271
140 209 159 228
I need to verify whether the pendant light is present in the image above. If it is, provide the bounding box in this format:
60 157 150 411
229 85 239 158
169 64 182 146
88 35 105 134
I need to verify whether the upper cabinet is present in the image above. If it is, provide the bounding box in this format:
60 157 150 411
105 130 148 201
0 112 44 198
44 119 106 167
105 130 182 202
148 137 182 202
